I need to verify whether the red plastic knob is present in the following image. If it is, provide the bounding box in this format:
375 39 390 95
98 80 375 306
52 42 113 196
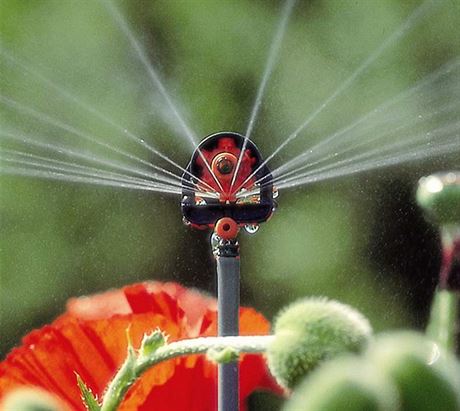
215 217 239 240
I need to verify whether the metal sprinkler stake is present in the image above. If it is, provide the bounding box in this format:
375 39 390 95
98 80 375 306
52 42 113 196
181 132 277 410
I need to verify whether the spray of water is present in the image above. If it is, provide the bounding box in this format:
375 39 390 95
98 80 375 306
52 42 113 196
259 67 460 187
0 49 215 192
0 129 220 197
238 135 458 200
274 121 460 190
230 0 297 192
1 165 183 196
0 149 189 192
276 141 459 190
269 99 458 188
99 0 196 144
0 95 194 189
270 57 460 181
99 0 224 192
233 0 440 195
0 146 220 198
2 0 456 198
1 157 176 192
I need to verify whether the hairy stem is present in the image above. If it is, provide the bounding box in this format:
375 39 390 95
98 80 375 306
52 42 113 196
100 335 274 411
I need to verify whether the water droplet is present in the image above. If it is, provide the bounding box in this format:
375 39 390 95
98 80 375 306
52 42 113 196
445 172 457 184
424 175 443 193
211 232 220 249
244 224 259 234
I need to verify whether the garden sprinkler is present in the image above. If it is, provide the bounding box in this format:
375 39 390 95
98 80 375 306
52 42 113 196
181 131 277 411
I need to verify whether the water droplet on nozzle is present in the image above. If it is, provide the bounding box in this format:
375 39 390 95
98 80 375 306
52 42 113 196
244 224 259 234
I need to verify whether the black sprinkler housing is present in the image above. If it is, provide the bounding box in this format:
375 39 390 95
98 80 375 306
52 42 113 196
181 131 276 228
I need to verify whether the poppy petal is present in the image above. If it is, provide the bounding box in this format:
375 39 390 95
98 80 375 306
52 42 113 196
0 282 280 410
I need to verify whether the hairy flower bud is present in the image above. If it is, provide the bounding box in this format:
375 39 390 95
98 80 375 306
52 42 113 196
283 357 399 411
367 331 460 411
1 387 66 411
139 329 168 357
266 297 372 389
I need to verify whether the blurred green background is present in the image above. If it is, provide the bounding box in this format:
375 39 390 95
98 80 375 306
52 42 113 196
1 0 459 409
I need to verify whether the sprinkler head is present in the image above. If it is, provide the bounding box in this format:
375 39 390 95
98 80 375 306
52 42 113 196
181 131 277 230
417 171 460 225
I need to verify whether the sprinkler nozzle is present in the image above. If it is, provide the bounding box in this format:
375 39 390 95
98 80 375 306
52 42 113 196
212 153 237 178
215 217 239 240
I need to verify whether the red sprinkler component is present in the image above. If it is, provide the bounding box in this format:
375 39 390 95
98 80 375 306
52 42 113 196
215 217 239 240
196 137 257 202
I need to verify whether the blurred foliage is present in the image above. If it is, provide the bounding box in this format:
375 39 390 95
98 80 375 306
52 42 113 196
1 0 459 409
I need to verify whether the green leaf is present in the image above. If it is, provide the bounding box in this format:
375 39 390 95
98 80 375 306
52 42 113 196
76 374 101 411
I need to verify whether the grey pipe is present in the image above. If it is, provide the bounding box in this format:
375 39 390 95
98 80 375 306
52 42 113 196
216 255 240 411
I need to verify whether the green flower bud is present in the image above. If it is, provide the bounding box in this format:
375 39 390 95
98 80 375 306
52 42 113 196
367 331 460 411
417 172 460 225
1 387 64 411
283 357 400 411
267 297 373 389
139 328 167 357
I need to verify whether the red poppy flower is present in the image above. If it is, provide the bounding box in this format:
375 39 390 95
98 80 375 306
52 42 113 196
0 282 280 410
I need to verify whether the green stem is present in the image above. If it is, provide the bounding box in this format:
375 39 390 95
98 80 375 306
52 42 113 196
100 335 274 411
426 227 460 353
427 288 459 352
